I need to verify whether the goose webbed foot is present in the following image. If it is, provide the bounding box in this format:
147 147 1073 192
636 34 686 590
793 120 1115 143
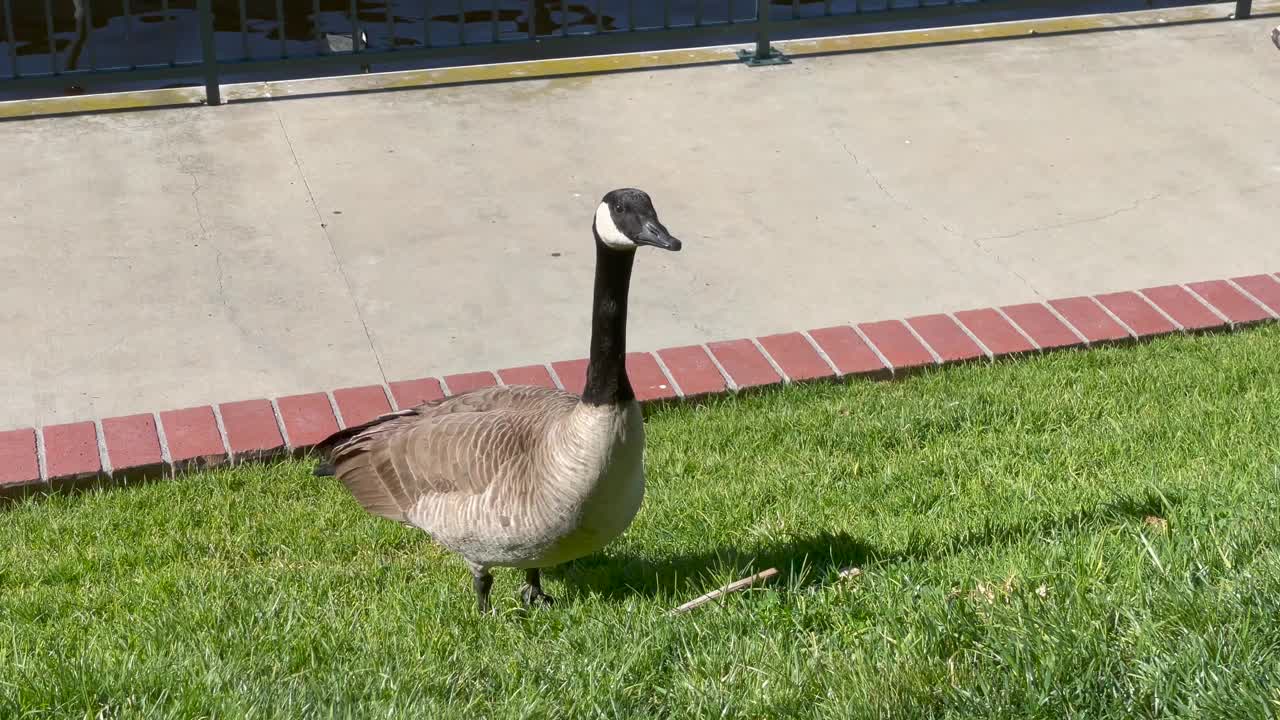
520 568 555 608
472 570 495 614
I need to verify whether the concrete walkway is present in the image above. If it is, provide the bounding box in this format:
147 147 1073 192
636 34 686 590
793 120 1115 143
2 10 1279 431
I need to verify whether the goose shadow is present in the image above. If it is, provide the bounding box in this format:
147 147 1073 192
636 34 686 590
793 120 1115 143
551 529 877 601
549 487 1179 601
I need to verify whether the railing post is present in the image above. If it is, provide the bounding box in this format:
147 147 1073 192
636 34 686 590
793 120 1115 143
747 0 768 58
1233 0 1251 18
198 0 221 105
739 0 788 66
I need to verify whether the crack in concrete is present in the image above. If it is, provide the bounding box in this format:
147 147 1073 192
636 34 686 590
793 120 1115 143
213 246 227 306
1241 80 1280 110
832 129 1045 299
1242 179 1280 195
965 231 1043 301
958 191 1183 299
972 191 1165 243
274 108 390 388
179 158 230 309
835 134 900 206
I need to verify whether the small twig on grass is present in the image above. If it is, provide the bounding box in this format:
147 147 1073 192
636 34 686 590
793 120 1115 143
671 568 779 615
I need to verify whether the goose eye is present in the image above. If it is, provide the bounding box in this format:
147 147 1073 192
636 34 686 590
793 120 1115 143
614 204 624 214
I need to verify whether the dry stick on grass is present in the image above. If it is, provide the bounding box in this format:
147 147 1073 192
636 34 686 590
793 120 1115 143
671 568 780 614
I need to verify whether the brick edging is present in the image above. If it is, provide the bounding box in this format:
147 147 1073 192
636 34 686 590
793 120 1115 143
3 272 1279 500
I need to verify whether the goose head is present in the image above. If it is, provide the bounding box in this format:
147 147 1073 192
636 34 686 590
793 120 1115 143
593 188 682 253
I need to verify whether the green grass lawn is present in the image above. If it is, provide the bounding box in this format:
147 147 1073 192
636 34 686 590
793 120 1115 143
5 326 1280 719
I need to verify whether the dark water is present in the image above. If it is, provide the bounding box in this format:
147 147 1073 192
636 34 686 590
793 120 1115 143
0 0 1213 98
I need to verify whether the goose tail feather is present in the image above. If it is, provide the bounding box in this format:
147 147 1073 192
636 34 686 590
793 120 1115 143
331 446 409 523
313 409 418 524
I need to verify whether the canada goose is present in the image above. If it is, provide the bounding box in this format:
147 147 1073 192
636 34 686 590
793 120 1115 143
314 188 682 612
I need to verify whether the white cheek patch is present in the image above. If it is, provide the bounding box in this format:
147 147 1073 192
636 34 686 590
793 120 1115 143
595 203 636 250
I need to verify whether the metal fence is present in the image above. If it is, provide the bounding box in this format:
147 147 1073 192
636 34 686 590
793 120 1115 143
0 0 1257 105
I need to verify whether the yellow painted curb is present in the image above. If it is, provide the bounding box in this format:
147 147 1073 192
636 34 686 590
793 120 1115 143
778 2 1260 56
0 86 205 119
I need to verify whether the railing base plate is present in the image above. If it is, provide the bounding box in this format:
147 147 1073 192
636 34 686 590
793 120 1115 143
738 48 790 66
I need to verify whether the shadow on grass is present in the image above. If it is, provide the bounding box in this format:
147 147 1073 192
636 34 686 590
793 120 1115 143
555 488 1178 601
554 529 876 601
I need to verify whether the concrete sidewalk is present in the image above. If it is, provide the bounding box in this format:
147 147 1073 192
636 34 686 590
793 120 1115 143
2 10 1279 431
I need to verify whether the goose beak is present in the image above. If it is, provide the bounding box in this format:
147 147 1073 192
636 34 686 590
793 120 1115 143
635 221 682 251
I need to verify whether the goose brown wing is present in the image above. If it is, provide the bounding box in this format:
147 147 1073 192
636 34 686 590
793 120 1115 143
322 385 578 523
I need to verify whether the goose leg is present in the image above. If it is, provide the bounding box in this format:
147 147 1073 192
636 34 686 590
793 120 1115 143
472 569 495 613
520 568 554 607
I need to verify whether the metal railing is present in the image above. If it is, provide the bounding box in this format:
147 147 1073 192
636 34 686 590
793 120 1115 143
0 0 1256 105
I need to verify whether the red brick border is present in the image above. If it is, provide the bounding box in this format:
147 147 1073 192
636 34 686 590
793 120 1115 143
159 406 227 472
4 272 1278 497
102 414 166 481
0 429 41 498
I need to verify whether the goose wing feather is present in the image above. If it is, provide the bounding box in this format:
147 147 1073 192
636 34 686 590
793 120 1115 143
324 385 579 523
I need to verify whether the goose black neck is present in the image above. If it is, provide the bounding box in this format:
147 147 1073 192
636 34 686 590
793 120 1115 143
581 238 636 406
